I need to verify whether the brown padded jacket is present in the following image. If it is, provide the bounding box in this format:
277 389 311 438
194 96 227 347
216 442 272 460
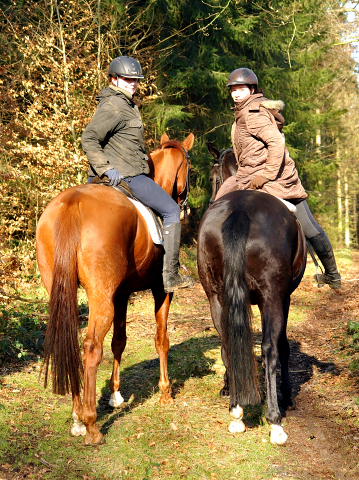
216 94 307 201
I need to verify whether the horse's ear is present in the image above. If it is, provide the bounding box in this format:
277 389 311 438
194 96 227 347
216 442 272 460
206 141 220 161
160 132 170 144
182 133 194 152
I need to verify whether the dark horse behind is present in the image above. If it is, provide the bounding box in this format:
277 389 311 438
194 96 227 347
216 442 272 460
197 144 306 445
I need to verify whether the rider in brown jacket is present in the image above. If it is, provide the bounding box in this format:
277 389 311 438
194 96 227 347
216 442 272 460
216 68 341 289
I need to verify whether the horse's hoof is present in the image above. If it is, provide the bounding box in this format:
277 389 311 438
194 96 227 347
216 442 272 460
281 394 296 411
219 387 229 398
84 433 106 446
159 395 174 406
270 425 287 445
109 391 124 408
228 420 246 433
287 399 296 410
71 420 86 437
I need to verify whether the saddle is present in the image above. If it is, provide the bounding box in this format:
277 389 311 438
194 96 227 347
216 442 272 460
91 175 135 198
91 175 163 244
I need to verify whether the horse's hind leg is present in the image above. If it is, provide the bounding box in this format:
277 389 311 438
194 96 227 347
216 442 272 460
109 293 130 408
261 301 288 445
81 296 114 446
278 296 295 410
151 284 173 405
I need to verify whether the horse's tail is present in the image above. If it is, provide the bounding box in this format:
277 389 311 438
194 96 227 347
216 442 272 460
43 204 83 395
221 209 261 408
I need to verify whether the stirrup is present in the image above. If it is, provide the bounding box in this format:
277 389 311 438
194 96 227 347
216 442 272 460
314 272 341 290
163 266 193 293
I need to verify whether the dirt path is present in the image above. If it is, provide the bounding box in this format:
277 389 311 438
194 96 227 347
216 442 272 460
173 253 359 479
280 256 359 479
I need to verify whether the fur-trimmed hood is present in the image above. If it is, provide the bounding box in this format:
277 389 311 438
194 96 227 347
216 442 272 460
261 99 285 111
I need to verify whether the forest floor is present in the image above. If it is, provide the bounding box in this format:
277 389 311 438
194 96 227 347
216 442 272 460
275 251 359 479
0 249 359 479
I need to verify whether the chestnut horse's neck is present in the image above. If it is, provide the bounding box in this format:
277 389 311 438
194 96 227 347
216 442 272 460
148 140 191 203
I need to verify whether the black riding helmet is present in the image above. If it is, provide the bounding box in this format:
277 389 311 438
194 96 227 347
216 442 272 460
227 68 258 87
108 56 144 80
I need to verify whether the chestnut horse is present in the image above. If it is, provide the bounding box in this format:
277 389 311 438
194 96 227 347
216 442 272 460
197 142 306 445
36 132 194 446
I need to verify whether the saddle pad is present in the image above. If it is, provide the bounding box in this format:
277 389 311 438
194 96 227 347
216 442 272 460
277 197 297 213
128 198 163 245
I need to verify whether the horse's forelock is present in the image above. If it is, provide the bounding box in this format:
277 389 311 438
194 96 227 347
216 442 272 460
151 140 191 166
161 140 182 150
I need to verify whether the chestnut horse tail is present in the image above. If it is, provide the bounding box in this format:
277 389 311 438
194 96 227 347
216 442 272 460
221 209 261 408
43 204 83 396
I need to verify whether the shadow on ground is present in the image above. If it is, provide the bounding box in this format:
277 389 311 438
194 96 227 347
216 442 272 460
97 334 221 435
95 332 336 438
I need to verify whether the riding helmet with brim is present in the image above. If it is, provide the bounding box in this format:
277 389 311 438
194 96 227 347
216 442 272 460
108 56 144 79
227 68 258 87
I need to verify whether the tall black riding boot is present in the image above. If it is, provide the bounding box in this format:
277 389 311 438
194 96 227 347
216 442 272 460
163 223 193 293
308 231 341 289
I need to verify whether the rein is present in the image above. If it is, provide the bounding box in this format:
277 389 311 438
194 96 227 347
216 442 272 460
178 146 191 218
161 142 191 218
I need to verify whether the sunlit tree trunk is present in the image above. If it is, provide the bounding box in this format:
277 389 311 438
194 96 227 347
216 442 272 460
353 190 357 246
344 170 350 247
97 0 102 89
54 0 70 110
337 168 343 245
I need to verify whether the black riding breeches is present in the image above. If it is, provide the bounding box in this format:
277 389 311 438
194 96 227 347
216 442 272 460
291 200 323 239
123 174 180 227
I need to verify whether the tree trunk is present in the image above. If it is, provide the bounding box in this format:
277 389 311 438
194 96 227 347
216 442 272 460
344 170 350 248
337 169 343 244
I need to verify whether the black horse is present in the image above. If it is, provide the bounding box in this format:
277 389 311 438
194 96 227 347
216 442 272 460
197 143 307 445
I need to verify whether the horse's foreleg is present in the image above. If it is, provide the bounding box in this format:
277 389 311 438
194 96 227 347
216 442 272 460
152 286 173 405
81 300 114 446
278 296 295 410
261 303 288 445
71 392 86 437
109 294 129 408
229 405 246 433
209 295 229 397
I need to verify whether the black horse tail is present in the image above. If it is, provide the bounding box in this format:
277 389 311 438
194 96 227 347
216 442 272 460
221 209 261 408
43 204 83 395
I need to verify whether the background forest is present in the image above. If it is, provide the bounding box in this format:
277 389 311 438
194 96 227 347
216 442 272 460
1 0 359 293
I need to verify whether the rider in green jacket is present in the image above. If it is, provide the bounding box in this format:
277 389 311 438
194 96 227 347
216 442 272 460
81 56 192 293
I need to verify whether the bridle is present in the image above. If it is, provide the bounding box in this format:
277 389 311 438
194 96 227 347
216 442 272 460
162 144 191 217
210 148 233 204
178 146 191 217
